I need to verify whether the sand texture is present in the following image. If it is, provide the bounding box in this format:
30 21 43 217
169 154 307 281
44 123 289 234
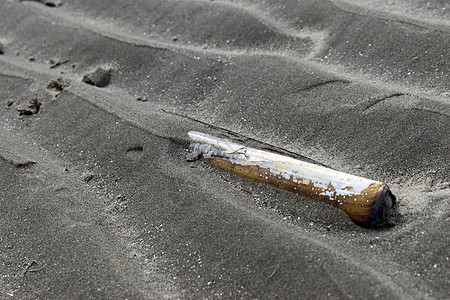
1 0 449 299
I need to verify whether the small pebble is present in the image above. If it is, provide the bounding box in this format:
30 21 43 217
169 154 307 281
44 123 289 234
43 0 62 7
82 68 110 87
83 173 94 183
136 96 148 102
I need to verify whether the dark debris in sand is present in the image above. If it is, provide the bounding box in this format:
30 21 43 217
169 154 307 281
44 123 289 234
17 98 41 116
46 77 70 92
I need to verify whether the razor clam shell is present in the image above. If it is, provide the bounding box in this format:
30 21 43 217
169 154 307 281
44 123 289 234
188 131 395 227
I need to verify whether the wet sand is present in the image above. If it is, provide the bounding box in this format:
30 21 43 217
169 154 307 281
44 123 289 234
0 0 449 298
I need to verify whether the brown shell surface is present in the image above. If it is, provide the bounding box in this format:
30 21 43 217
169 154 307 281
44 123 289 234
201 156 388 227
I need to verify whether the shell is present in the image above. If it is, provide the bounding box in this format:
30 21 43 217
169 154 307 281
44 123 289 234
188 131 395 228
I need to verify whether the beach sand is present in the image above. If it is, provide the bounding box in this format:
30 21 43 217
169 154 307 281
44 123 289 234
0 0 449 298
